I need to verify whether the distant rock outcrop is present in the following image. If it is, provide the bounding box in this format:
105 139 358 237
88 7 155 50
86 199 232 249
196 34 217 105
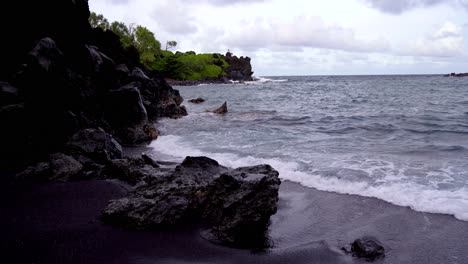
445 72 468 77
222 52 254 81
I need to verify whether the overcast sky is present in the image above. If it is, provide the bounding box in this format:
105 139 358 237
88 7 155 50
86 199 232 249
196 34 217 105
90 0 468 76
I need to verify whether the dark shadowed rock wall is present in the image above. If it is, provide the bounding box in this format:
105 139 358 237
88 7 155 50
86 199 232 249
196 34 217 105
0 0 186 170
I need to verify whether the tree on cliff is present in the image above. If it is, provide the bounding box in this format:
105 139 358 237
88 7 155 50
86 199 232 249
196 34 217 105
89 12 110 30
165 40 177 51
110 21 135 48
134 26 161 66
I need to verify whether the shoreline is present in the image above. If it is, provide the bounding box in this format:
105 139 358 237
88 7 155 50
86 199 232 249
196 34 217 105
3 174 468 264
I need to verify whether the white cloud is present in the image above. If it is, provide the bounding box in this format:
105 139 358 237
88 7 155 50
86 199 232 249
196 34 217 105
88 0 468 75
432 21 463 39
360 0 468 14
151 0 198 35
221 16 391 53
400 22 465 57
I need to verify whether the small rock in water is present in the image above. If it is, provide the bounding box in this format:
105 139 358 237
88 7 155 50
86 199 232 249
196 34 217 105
212 101 228 114
350 237 385 261
188 97 206 104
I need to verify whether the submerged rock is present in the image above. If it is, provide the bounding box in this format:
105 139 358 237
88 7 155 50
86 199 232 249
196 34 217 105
188 97 206 104
102 156 281 248
350 237 385 261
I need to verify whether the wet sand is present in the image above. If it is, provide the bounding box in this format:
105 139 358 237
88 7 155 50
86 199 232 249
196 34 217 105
2 178 468 264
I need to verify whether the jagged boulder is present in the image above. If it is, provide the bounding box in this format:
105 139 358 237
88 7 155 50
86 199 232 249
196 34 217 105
222 52 254 81
105 83 148 127
65 128 122 163
211 102 228 114
103 154 161 185
48 153 83 181
16 153 83 182
113 123 160 146
200 165 280 248
103 157 227 227
102 156 281 248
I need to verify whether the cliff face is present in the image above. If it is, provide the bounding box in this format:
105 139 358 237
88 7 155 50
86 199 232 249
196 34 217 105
0 0 187 170
222 52 254 81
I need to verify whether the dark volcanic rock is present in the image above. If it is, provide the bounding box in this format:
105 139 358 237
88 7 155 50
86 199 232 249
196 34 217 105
1 0 91 79
105 83 148 127
0 82 20 105
0 0 187 171
350 237 385 261
103 157 227 228
48 153 83 181
102 156 281 248
28 37 66 72
188 97 206 104
445 72 468 77
222 52 254 81
201 164 280 248
211 102 228 114
16 153 83 182
114 123 160 146
66 129 122 163
104 155 163 185
85 45 116 77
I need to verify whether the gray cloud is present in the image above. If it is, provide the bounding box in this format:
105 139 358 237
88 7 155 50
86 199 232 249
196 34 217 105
361 0 468 14
222 16 391 54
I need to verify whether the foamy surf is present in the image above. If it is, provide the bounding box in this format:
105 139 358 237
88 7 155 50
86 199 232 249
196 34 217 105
246 76 288 85
151 135 468 222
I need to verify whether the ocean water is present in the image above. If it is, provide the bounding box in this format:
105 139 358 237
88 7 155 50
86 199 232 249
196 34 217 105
151 75 468 221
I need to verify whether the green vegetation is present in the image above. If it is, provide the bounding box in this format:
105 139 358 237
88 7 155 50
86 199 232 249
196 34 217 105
89 12 228 81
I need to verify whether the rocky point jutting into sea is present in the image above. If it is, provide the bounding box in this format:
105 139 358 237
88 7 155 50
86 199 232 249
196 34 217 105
1 0 279 250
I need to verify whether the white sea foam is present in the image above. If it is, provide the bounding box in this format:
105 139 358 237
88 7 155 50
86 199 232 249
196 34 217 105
151 135 468 221
245 76 288 85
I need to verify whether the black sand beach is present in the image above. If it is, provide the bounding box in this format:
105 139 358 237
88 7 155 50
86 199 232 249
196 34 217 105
3 176 467 264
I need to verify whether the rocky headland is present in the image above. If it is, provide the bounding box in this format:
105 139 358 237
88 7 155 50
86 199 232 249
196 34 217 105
0 0 279 250
166 52 254 86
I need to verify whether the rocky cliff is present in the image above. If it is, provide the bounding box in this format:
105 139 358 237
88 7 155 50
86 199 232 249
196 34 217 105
0 0 187 170
0 0 279 249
